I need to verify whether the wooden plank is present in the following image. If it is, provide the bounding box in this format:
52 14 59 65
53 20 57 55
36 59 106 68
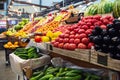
49 52 108 69
91 50 120 72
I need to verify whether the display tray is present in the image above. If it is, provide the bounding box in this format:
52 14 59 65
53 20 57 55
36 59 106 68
9 53 51 76
46 42 120 72
90 50 120 72
23 58 106 80
45 43 90 62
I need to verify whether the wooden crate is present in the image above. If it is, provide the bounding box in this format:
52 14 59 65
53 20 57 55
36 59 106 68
90 50 109 68
90 50 120 72
45 43 90 62
108 57 120 72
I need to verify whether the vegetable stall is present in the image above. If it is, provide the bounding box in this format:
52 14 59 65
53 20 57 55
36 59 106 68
0 0 120 80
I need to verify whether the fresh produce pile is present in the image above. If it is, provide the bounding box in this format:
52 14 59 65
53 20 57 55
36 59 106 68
34 11 70 34
85 0 113 16
14 18 29 31
26 15 54 33
53 25 72 33
5 18 29 37
14 47 42 59
30 66 101 80
20 20 39 33
34 31 62 43
4 41 19 49
35 21 60 33
51 15 113 50
113 0 120 18
89 19 120 60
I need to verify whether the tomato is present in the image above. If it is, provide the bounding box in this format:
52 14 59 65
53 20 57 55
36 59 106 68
81 38 90 45
78 43 87 49
88 43 94 49
34 36 42 43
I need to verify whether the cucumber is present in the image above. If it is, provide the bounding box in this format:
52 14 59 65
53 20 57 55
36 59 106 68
85 75 91 80
68 69 82 74
52 77 64 80
46 68 59 74
17 54 28 59
56 71 69 77
39 74 54 80
63 75 82 80
65 72 79 77
90 75 101 80
32 71 42 77
30 72 44 80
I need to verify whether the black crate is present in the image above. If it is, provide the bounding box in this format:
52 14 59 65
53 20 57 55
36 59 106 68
0 38 8 50
4 48 16 66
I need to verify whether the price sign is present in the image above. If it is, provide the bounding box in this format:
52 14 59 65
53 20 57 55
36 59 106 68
21 38 30 43
97 54 108 66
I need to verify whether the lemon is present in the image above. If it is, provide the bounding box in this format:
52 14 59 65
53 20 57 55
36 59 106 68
4 44 9 48
42 36 50 42
46 31 54 38
14 42 18 45
7 42 13 46
53 31 62 38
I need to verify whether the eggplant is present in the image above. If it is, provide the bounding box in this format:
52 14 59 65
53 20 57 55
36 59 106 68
88 34 94 42
92 30 99 35
111 36 119 44
103 35 111 44
102 44 109 53
118 30 120 36
107 24 114 29
101 29 108 36
109 45 116 52
108 28 116 36
93 35 103 44
113 19 120 24
110 52 120 60
94 45 101 51
114 22 120 30
94 26 102 33
116 53 120 60
116 44 120 51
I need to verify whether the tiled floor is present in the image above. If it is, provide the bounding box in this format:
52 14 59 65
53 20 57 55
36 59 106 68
0 50 22 80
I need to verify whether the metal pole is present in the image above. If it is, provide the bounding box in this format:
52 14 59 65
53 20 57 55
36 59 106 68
40 0 42 11
6 0 9 16
63 0 64 7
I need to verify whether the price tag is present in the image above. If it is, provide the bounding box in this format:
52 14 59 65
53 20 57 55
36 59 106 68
97 54 108 66
21 38 30 43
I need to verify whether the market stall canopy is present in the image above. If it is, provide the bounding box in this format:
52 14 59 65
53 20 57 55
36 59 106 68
8 5 46 14
8 0 50 14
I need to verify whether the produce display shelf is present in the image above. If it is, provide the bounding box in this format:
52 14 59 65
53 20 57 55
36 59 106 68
46 43 120 72
90 50 120 72
46 43 90 63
